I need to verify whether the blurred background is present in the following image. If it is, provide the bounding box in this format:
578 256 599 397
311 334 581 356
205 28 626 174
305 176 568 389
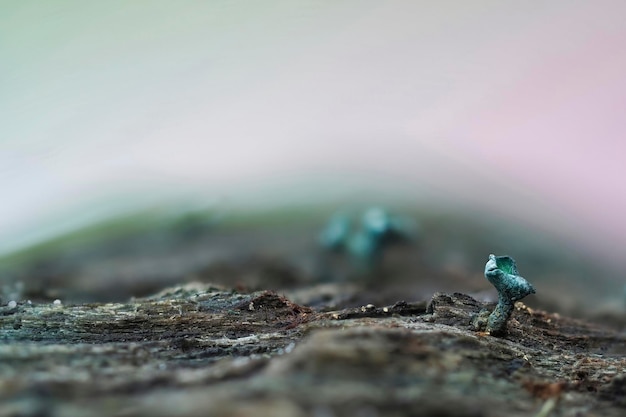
2 1 626 322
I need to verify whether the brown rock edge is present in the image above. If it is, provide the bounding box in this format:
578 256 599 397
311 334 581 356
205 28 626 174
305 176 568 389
1 284 625 417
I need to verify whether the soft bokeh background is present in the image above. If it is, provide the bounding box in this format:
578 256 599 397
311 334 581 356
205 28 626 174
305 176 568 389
2 1 626 314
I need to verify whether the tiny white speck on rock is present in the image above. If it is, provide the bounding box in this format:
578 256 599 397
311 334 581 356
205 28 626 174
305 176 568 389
7 300 17 308
53 299 62 305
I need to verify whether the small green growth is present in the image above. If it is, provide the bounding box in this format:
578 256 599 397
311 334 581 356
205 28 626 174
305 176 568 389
473 254 535 336
319 207 417 270
319 213 351 251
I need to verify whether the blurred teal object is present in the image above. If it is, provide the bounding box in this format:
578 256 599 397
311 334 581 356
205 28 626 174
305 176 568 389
347 230 379 267
361 207 417 245
319 207 417 269
319 213 351 251
362 207 390 237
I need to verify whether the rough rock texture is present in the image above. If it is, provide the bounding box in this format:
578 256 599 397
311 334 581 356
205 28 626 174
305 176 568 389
1 285 625 417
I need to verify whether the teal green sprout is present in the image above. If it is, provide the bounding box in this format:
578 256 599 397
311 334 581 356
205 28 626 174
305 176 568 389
475 254 535 336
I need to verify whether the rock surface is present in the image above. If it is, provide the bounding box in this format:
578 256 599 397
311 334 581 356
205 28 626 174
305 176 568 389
2 284 625 417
